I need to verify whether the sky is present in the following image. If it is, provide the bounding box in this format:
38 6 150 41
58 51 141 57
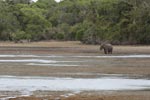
32 0 62 2
55 0 62 2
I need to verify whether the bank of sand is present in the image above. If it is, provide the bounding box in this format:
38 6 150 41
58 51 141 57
0 41 149 100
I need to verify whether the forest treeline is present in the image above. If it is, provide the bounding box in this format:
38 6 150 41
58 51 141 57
0 0 150 44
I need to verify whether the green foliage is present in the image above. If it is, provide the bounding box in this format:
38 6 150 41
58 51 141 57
0 0 150 44
56 33 64 40
5 0 32 5
12 3 51 40
75 30 84 41
12 30 31 41
0 1 20 40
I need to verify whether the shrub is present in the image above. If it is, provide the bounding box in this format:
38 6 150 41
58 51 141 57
56 33 65 40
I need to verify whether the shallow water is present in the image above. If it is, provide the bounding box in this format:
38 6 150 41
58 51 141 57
0 54 150 67
0 76 150 92
0 75 150 99
0 54 150 58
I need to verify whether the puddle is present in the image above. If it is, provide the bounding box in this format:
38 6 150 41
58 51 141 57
0 59 83 67
0 59 82 63
0 75 149 99
0 54 150 58
72 55 150 58
0 76 149 93
0 54 150 67
0 55 64 58
0 59 56 63
27 63 81 66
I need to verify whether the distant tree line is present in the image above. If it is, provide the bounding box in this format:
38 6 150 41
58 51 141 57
0 0 150 44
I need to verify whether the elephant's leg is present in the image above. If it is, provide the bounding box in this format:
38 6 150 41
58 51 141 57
110 51 112 54
110 49 113 54
107 50 110 54
108 49 112 54
104 49 107 54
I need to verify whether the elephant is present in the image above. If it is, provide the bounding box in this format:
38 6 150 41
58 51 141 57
100 43 113 54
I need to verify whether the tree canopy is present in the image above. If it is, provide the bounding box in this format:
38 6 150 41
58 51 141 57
0 0 150 44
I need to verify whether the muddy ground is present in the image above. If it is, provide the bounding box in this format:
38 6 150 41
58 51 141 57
9 91 150 100
0 41 150 100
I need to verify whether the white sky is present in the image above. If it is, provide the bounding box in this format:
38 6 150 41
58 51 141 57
32 0 62 2
55 0 62 2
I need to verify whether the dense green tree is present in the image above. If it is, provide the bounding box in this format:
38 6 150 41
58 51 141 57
5 0 32 5
0 0 150 44
0 1 20 40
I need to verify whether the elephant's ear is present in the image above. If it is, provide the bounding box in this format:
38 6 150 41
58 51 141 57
102 43 106 46
100 42 102 45
100 41 105 45
100 42 104 46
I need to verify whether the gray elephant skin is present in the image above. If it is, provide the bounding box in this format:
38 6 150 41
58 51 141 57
100 43 113 54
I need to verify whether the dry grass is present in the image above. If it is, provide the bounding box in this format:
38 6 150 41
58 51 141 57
0 41 150 54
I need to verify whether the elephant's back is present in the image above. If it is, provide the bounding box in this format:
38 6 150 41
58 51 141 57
104 44 113 48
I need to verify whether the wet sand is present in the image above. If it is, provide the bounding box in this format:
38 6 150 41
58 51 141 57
7 91 150 100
